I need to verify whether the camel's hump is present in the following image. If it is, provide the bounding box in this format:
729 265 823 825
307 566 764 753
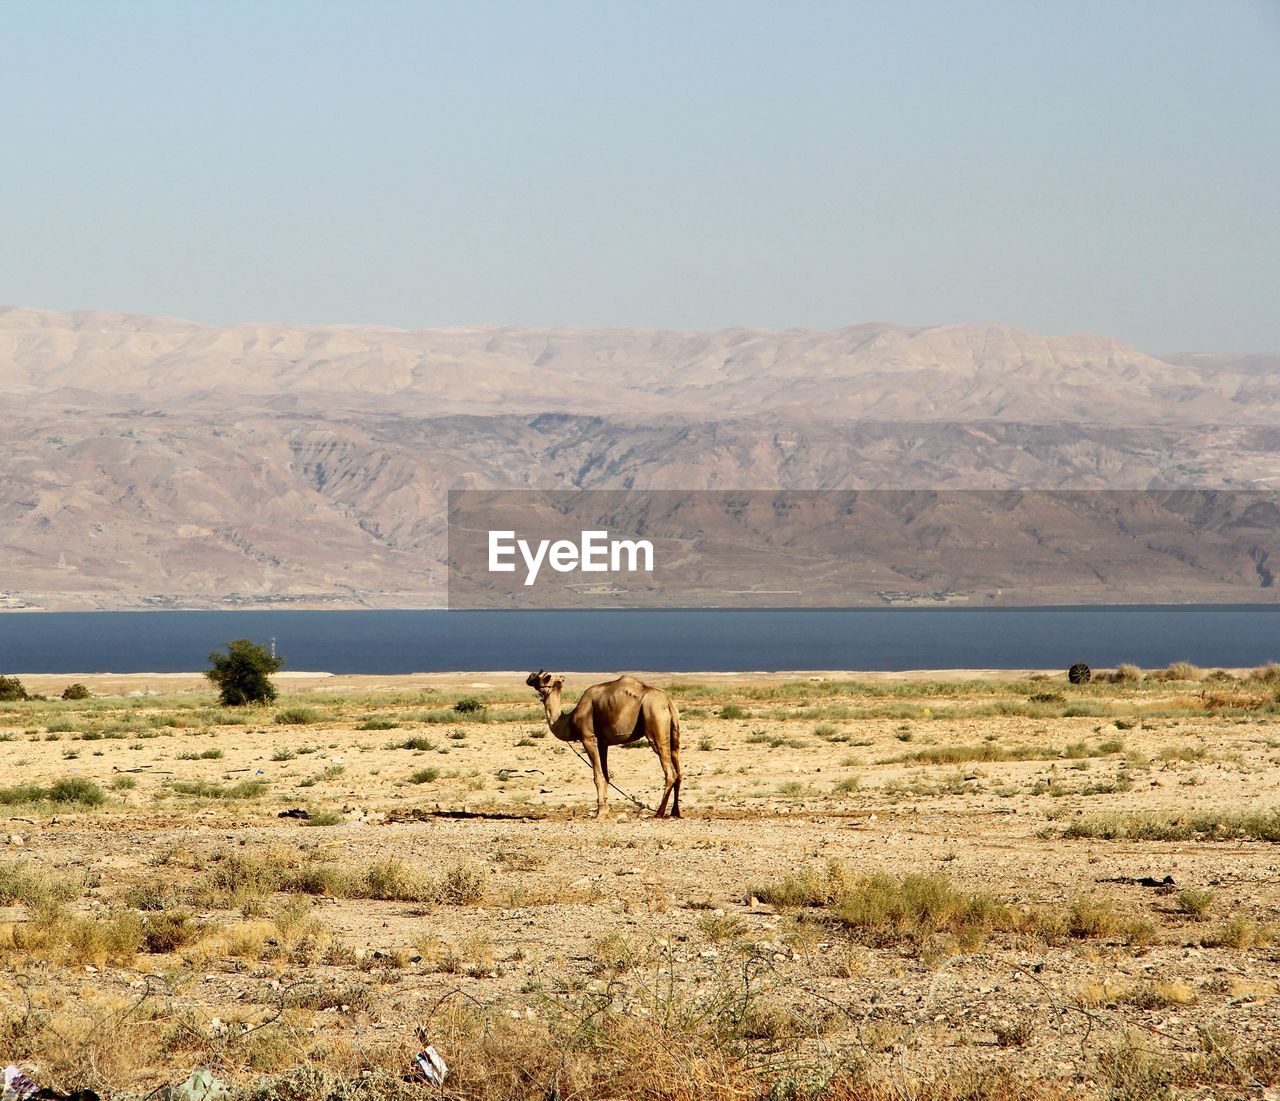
603 673 657 699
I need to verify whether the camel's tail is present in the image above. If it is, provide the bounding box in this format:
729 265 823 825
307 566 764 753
669 699 681 751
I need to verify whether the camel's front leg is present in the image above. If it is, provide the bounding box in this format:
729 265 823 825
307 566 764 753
580 736 610 818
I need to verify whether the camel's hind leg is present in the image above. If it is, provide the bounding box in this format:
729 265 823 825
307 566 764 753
669 704 682 818
650 702 682 819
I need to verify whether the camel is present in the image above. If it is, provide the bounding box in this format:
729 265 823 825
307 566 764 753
525 670 682 819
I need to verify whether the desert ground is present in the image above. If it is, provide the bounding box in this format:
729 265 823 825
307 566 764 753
1 666 1279 1100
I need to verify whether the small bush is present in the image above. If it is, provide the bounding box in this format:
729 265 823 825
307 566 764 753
591 930 640 976
0 861 81 906
143 910 207 953
50 777 107 805
396 736 436 751
453 697 484 714
199 850 287 905
362 857 428 902
61 683 91 700
434 863 485 905
274 707 320 726
169 779 269 799
1175 889 1215 919
1164 661 1204 682
284 863 350 897
410 767 441 784
993 1019 1034 1047
719 703 747 719
358 717 399 730
1202 916 1271 949
1067 899 1119 939
45 719 80 734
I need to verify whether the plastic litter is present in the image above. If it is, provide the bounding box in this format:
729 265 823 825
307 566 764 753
414 1047 448 1086
2 1068 100 1101
4 1066 37 1101
161 1069 230 1101
277 808 311 820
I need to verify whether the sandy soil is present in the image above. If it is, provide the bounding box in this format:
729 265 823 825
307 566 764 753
1 670 1278 1099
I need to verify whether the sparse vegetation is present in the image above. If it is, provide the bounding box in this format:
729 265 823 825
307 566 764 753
168 779 269 799
1060 808 1280 843
0 670 1276 1099
0 776 107 807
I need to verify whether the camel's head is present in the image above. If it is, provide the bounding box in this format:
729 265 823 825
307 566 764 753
525 669 564 697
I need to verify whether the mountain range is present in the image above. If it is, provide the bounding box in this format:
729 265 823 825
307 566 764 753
1 306 1276 609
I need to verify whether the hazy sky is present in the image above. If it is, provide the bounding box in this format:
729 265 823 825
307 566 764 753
2 1 1277 350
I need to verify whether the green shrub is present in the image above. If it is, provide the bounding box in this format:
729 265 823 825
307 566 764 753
169 779 268 799
453 697 484 714
0 676 28 702
49 777 107 805
206 638 282 706
61 683 91 700
1175 889 1215 919
0 778 110 808
274 707 320 726
45 719 79 734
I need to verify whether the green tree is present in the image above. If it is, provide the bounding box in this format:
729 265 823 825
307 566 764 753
0 675 28 702
206 639 282 706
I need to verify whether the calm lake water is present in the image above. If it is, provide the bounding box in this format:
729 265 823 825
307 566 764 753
1 606 1278 674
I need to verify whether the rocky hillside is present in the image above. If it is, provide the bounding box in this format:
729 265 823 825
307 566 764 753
1 307 1275 609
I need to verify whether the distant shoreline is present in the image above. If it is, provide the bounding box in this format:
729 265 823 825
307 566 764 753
3 665 1260 698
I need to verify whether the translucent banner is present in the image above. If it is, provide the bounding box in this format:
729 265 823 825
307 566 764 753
447 489 1280 608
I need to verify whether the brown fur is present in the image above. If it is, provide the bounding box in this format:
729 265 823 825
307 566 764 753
525 670 682 818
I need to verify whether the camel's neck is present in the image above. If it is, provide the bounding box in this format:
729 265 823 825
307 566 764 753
541 690 576 741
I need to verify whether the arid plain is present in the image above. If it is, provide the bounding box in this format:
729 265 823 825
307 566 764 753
2 667 1279 1100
